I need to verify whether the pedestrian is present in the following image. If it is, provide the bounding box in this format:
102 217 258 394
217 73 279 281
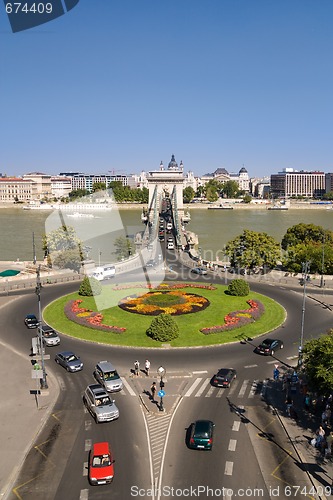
134 360 140 377
304 394 311 412
145 359 150 377
285 396 293 416
326 431 333 457
315 425 325 449
150 381 156 401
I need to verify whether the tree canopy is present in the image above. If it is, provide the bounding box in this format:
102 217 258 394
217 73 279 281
221 180 240 198
281 223 333 273
302 329 333 395
183 186 195 203
113 236 134 261
225 229 280 270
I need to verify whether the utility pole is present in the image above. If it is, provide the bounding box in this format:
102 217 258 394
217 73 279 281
36 265 48 389
320 233 325 288
298 261 311 368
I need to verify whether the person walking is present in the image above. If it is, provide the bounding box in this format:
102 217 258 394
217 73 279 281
150 381 156 401
325 431 333 457
145 359 151 377
134 360 140 377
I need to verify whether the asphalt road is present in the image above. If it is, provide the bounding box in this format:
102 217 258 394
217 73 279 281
3 260 333 500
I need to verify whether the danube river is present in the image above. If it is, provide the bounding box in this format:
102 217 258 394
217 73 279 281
0 206 332 263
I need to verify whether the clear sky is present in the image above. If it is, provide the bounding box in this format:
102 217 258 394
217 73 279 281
1 0 333 178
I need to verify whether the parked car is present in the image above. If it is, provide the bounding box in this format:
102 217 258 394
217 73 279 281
211 368 237 388
88 441 115 485
55 351 83 372
167 241 174 250
189 420 215 450
24 314 39 329
41 326 60 347
94 361 123 392
255 338 284 356
84 384 119 423
145 259 157 268
191 267 208 275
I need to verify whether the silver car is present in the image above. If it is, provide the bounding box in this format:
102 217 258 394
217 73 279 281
41 326 60 347
55 351 83 372
84 384 119 423
94 361 123 392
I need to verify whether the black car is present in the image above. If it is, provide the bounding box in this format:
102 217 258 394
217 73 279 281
189 420 215 450
24 314 39 329
145 259 156 268
211 368 237 388
255 338 283 356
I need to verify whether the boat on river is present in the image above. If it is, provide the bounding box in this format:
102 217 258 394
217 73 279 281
207 204 233 210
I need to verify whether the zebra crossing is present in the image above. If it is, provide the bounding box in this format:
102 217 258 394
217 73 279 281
184 377 262 400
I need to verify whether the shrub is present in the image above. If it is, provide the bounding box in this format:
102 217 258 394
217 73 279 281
227 279 250 297
79 276 102 296
146 313 179 342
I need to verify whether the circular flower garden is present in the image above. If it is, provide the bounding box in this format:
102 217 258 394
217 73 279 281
118 290 210 316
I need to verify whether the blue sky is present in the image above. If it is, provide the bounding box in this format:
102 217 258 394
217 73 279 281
1 0 333 178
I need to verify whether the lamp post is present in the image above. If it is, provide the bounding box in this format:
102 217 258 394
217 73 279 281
298 261 311 368
320 234 325 288
157 366 166 412
36 265 48 389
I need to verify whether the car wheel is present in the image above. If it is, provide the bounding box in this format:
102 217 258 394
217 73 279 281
55 358 59 364
66 366 70 372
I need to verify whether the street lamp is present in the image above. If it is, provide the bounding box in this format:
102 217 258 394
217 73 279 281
298 261 311 368
35 265 48 389
320 234 325 288
157 366 166 412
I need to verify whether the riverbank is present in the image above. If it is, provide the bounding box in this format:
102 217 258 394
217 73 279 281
0 201 332 211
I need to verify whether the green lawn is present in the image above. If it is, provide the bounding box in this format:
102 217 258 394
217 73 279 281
43 282 286 347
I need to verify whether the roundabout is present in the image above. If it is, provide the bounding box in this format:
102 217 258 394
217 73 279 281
43 281 286 347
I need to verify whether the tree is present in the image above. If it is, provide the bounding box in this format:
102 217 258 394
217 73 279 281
53 248 82 272
146 313 179 342
92 182 107 193
113 236 133 261
302 329 333 395
225 229 280 271
227 279 250 296
183 186 195 203
243 194 252 204
281 223 333 273
79 276 102 296
69 188 89 199
43 226 82 253
206 186 219 202
221 180 240 198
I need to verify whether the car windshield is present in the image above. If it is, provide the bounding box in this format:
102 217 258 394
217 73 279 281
44 331 56 338
194 431 209 438
261 340 271 347
95 397 111 406
104 371 119 381
92 454 111 467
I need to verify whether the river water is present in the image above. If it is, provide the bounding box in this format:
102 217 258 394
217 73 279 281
0 206 332 263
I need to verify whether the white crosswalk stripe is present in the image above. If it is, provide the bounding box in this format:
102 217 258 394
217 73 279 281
183 377 263 400
122 377 136 396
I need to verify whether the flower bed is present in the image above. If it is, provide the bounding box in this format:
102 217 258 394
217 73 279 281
118 290 210 316
113 282 217 291
200 299 265 334
64 299 126 334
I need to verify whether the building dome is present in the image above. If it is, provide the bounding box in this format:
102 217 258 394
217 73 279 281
168 154 179 170
239 167 248 174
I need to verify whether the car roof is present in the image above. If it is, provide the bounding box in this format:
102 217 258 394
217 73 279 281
88 383 108 396
96 361 115 372
58 351 75 357
26 314 37 318
261 338 276 345
194 419 214 430
92 442 110 455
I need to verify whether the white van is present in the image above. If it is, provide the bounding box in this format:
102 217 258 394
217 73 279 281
92 266 116 281
167 241 174 250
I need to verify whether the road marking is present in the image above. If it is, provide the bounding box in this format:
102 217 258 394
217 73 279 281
216 388 224 398
228 380 238 395
122 377 136 396
228 439 237 451
80 490 89 500
193 370 208 374
238 379 249 397
84 439 91 451
195 378 210 397
232 421 240 432
84 420 92 431
205 386 215 397
83 462 88 476
56 375 66 391
244 364 257 368
224 461 233 475
248 380 259 398
184 378 202 397
266 360 277 364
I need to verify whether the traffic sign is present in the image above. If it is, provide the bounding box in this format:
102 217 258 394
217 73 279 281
158 390 165 398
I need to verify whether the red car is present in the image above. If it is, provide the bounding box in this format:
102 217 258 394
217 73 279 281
89 442 114 485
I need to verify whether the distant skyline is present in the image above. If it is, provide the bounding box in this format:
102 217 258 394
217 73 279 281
1 1 333 177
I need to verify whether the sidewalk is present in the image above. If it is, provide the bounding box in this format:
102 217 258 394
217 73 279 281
265 373 333 500
0 296 59 500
